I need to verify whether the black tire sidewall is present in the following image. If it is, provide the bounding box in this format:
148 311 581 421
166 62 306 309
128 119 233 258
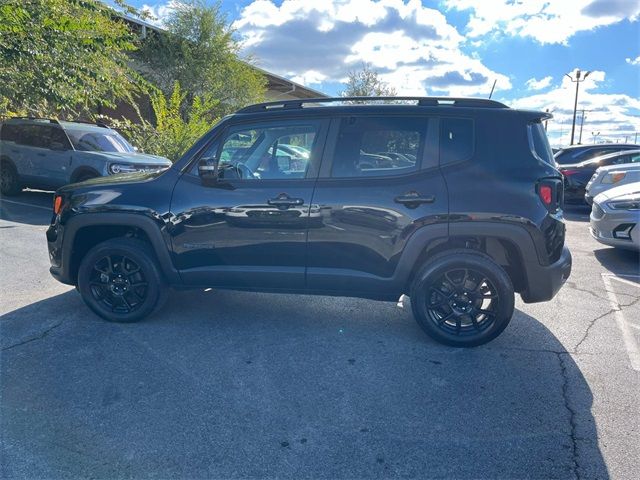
77 239 165 323
410 252 515 347
1 164 21 196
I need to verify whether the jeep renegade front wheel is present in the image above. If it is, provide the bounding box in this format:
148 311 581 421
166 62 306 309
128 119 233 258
77 238 167 323
410 250 515 347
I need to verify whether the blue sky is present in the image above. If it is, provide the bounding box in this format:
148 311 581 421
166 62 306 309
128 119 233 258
130 0 639 146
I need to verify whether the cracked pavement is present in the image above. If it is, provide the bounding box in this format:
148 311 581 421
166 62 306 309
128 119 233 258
1 192 639 479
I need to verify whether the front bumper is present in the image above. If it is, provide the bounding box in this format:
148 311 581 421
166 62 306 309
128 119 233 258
590 210 639 251
520 246 572 303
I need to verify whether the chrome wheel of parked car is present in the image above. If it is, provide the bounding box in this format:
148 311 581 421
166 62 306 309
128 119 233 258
410 250 514 347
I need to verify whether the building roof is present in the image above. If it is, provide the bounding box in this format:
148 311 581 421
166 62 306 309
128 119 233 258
121 14 327 100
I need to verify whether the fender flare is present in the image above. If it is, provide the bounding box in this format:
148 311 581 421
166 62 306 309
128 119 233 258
61 212 180 284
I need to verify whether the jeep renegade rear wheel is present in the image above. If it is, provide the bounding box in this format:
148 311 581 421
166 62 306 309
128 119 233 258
77 238 167 322
410 250 514 347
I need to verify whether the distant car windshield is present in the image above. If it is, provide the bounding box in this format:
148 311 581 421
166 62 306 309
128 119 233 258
65 129 135 153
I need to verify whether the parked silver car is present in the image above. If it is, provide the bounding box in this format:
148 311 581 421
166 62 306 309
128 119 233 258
585 154 640 204
590 182 640 250
0 118 171 195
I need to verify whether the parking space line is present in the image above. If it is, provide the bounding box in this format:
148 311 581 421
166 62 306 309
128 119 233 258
0 199 51 211
601 274 640 371
603 274 640 288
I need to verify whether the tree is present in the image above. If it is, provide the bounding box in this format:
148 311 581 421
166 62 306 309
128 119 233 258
135 0 265 117
340 64 397 98
106 82 218 162
0 0 142 118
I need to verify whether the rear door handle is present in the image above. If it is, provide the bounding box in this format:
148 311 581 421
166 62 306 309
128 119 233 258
267 193 304 208
394 192 435 207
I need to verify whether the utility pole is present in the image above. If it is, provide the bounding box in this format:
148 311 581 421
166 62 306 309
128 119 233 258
565 69 591 146
577 109 592 144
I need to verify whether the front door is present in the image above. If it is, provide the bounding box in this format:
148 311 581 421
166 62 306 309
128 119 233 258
170 117 328 290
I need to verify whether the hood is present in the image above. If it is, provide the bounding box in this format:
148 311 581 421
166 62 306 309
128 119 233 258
594 181 640 202
81 150 172 166
596 163 640 174
57 169 168 193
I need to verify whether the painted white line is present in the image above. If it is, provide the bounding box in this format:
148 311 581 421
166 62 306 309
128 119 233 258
602 275 640 371
0 199 51 211
603 275 640 289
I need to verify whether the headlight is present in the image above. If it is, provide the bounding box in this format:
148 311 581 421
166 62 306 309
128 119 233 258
607 200 640 210
109 163 139 174
602 172 626 184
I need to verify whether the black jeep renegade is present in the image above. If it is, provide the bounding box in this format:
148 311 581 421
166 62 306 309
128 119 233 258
47 97 572 347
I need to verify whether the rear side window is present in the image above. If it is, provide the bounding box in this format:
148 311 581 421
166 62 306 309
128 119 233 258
528 122 554 166
440 118 473 165
331 116 424 178
1 124 20 142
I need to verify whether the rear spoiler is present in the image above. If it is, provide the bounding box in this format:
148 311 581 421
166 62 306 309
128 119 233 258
519 109 553 123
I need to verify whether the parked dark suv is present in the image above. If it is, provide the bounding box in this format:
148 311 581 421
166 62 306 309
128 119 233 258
46 97 572 347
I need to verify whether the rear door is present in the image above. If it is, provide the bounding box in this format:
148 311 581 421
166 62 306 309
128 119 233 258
306 114 448 296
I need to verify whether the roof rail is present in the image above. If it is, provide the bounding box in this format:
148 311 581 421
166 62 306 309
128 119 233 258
237 96 508 113
8 116 61 124
68 119 110 128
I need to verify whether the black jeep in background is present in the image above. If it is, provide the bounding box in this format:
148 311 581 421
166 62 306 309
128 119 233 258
46 97 571 347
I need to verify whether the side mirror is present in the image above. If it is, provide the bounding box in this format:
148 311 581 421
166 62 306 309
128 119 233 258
198 160 218 185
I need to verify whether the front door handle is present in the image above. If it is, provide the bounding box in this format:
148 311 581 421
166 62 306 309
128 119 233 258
394 192 435 208
268 193 304 208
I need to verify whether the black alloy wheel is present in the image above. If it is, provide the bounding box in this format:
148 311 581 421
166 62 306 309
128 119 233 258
424 268 499 336
77 238 167 322
89 254 148 314
410 250 515 347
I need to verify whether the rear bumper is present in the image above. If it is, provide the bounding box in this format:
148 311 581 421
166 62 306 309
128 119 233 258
520 246 572 303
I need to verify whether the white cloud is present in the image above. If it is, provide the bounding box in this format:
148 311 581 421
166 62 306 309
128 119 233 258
445 0 640 45
525 76 553 91
140 1 178 27
233 0 511 96
626 55 640 65
503 69 640 146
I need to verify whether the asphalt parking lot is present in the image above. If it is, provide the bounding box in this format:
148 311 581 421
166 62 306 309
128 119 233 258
1 191 639 479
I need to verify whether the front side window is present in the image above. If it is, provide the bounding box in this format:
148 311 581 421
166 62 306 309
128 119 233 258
215 122 320 180
331 116 424 178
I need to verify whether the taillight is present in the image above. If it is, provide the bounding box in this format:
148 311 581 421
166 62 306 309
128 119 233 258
539 185 552 206
537 179 562 213
53 195 63 215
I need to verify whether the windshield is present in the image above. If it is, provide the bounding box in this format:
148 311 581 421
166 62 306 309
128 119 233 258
65 129 135 153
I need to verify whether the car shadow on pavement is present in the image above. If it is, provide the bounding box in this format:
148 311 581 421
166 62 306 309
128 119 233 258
2 289 608 479
594 247 640 278
563 205 591 223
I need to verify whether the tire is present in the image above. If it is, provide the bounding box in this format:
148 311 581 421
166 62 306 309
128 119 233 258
1 162 22 196
409 249 515 347
77 237 167 323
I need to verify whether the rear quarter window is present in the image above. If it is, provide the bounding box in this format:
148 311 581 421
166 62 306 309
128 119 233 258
440 118 474 165
528 122 554 166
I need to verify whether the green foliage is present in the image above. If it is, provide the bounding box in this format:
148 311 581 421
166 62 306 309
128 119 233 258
135 0 265 117
106 82 218 162
341 63 397 98
0 0 142 118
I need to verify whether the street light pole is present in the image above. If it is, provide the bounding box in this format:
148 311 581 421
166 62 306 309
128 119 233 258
565 69 591 146
577 109 591 144
592 131 600 144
